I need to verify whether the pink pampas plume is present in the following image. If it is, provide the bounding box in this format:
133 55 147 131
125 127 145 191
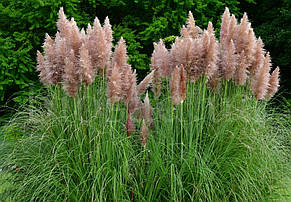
152 71 162 98
57 7 71 39
266 67 280 99
220 7 230 49
226 14 238 48
208 69 221 91
140 119 149 147
103 17 113 68
151 40 171 78
204 22 219 80
244 28 256 66
70 18 81 55
54 32 66 80
126 113 135 136
63 50 79 97
180 65 187 103
43 33 60 84
188 39 204 82
36 50 49 84
170 65 188 105
234 51 248 85
107 63 122 104
150 40 170 97
252 52 272 100
137 70 155 96
121 65 132 99
170 37 193 70
223 39 237 81
170 66 181 105
182 11 202 38
86 17 105 72
112 37 128 70
79 43 94 86
143 92 154 130
250 37 265 77
103 17 113 45
127 70 139 114
234 13 250 53
95 22 108 71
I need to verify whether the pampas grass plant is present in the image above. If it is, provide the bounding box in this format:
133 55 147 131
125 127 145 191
0 7 290 202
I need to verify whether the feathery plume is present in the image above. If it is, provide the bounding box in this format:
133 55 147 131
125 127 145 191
250 37 265 76
140 119 149 147
204 22 219 80
137 70 155 96
70 18 82 55
103 17 113 68
150 40 170 97
252 52 271 99
126 113 135 136
63 50 79 97
170 66 181 105
234 13 250 54
220 7 230 48
266 67 280 99
43 33 60 84
80 28 86 43
79 44 94 86
143 92 154 130
184 11 202 38
189 39 204 82
170 37 193 68
223 39 237 81
181 25 189 38
112 37 128 69
208 69 221 91
86 17 104 72
120 65 132 99
107 63 122 104
103 17 113 45
226 14 237 47
127 70 139 114
180 65 187 103
95 24 108 71
57 7 71 39
86 23 92 35
151 40 171 78
54 32 66 80
201 31 209 57
152 73 162 98
244 28 256 65
36 50 49 84
234 51 248 85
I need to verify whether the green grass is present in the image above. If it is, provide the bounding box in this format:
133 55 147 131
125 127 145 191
0 76 290 201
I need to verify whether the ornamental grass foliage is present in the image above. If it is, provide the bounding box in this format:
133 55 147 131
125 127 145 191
0 7 290 201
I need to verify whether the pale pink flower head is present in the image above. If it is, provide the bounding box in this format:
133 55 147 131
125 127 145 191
252 52 272 100
266 67 280 99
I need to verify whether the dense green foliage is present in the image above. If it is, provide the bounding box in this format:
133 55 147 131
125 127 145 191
0 0 255 106
0 76 290 201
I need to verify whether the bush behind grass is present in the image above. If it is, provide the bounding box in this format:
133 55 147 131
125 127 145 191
0 76 290 201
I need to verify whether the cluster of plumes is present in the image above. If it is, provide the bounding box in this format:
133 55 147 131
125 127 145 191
170 65 187 105
37 8 155 147
36 7 113 97
150 8 280 103
106 37 155 146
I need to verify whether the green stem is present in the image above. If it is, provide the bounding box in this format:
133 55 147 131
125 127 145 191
180 102 183 162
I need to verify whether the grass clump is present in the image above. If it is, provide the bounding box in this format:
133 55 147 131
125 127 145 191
0 77 290 201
